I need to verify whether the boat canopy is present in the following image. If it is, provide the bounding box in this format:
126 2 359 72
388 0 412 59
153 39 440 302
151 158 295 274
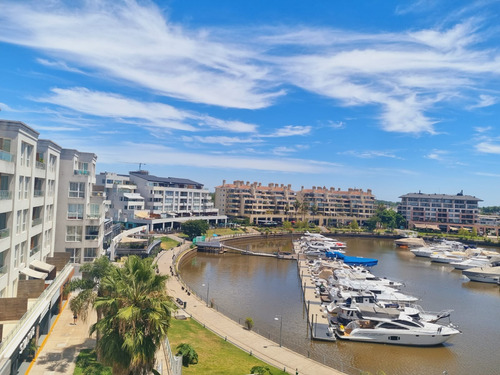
325 251 378 267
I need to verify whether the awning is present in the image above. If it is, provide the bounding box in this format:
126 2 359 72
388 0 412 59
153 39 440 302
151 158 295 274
30 259 55 273
20 267 47 280
413 223 441 230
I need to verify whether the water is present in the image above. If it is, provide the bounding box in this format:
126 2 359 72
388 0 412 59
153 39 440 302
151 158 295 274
179 235 500 375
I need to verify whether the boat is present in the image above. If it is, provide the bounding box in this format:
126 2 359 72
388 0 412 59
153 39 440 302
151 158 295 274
462 265 500 284
335 314 460 346
325 251 378 267
450 256 492 270
430 251 467 264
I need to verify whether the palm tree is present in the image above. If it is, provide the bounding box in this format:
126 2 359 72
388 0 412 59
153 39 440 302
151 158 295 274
91 256 175 375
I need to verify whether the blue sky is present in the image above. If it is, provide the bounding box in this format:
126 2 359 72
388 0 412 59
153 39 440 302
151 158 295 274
1 0 500 205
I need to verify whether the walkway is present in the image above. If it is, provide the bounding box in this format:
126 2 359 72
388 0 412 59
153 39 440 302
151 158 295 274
157 235 345 375
27 298 96 375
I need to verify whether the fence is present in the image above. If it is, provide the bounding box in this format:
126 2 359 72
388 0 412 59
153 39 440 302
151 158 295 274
161 336 182 375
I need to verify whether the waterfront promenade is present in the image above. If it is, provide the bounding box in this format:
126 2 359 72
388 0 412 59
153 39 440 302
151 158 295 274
159 235 345 375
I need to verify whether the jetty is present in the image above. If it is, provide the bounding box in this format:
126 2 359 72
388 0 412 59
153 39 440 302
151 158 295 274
295 242 336 342
197 240 298 260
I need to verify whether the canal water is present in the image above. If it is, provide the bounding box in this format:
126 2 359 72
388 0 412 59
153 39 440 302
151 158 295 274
179 236 500 375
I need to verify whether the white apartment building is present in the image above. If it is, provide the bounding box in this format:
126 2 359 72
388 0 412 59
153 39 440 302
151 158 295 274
96 172 145 223
0 120 61 297
55 149 106 264
96 170 226 231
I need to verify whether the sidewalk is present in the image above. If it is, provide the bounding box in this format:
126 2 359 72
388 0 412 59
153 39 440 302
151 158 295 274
27 297 96 375
157 237 344 375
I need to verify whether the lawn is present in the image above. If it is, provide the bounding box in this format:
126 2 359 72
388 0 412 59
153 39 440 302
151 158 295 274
160 236 180 250
168 318 288 375
206 227 246 237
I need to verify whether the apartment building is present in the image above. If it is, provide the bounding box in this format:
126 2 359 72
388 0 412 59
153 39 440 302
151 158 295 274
0 120 75 375
96 170 226 231
397 192 482 231
55 149 107 264
215 180 375 225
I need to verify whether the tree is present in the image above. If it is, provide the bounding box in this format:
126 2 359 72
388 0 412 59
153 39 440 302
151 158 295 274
292 199 302 220
250 365 273 374
350 220 359 231
181 220 209 240
310 204 319 225
176 343 198 367
91 256 175 375
245 317 254 330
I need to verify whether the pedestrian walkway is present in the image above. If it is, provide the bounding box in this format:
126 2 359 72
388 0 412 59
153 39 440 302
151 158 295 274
26 297 96 375
156 236 345 375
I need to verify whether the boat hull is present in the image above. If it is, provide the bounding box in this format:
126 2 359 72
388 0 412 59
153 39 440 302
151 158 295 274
336 329 457 346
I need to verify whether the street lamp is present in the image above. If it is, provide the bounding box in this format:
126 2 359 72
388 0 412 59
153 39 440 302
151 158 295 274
202 282 210 307
274 315 283 347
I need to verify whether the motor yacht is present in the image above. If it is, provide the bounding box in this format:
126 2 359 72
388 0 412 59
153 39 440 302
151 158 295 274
335 314 460 346
462 265 500 284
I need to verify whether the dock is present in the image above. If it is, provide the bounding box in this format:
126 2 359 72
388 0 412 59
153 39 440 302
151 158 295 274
294 242 336 342
197 240 298 260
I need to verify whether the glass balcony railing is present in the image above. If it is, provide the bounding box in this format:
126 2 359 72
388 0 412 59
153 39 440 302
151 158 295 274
35 161 46 170
74 170 90 175
29 245 40 257
0 150 14 162
33 190 44 197
0 190 12 200
32 217 43 227
0 228 9 239
0 264 7 275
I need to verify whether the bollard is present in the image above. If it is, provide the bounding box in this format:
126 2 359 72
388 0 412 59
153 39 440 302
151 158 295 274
249 350 252 356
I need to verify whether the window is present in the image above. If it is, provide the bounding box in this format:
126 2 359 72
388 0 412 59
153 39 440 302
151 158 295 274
24 177 30 199
44 229 52 248
18 176 24 199
49 154 57 172
85 226 99 240
65 248 81 263
16 210 22 234
22 209 28 232
66 226 82 242
68 204 84 219
83 248 97 262
46 204 54 222
14 244 20 268
69 182 85 198
89 204 100 218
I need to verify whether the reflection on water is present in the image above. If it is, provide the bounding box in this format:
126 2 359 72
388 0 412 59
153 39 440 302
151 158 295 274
179 236 500 375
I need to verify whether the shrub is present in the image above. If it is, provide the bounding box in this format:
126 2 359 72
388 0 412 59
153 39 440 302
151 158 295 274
245 317 254 330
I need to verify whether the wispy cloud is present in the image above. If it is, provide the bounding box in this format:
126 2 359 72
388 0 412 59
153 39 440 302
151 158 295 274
341 150 403 159
185 136 261 146
270 125 311 137
467 94 497 110
425 149 449 161
475 141 500 154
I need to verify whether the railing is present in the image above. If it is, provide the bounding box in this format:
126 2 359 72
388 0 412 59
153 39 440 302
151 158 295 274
29 245 40 257
0 190 12 200
163 336 182 375
0 263 73 356
32 217 43 227
0 150 14 162
0 264 7 275
87 213 101 219
33 190 44 197
0 228 9 239
74 169 90 175
35 161 46 170
92 191 104 197
85 235 98 241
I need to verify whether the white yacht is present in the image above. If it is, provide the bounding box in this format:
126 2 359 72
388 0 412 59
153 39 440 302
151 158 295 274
462 265 500 284
335 314 460 346
450 256 491 270
430 251 467 264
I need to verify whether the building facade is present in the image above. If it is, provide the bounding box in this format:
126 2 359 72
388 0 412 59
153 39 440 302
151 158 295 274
96 170 226 231
55 150 107 264
215 180 375 225
397 192 482 231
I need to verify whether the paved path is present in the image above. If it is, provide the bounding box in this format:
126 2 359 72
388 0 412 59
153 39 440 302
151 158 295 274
157 235 345 375
27 297 97 375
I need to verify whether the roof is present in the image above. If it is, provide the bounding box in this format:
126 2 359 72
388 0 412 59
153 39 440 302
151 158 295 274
130 172 203 188
123 193 144 200
400 192 482 201
31 259 55 273
20 267 47 280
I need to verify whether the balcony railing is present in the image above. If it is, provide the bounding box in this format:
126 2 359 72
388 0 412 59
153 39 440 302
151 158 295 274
35 161 46 170
0 190 12 200
33 190 44 197
0 264 6 275
85 235 99 241
74 169 90 175
32 217 43 227
0 228 9 239
0 150 14 162
30 245 40 257
87 213 101 219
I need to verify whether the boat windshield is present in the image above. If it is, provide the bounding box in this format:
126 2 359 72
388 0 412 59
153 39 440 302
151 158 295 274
393 319 424 328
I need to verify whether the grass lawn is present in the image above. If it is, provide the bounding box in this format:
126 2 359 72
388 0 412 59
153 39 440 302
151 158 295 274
160 236 180 250
206 227 246 237
74 349 112 375
168 318 288 375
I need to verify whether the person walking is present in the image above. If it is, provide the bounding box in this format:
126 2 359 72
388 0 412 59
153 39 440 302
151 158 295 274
73 313 78 325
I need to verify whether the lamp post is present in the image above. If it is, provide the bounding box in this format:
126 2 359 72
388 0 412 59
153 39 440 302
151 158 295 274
274 315 283 347
202 282 210 307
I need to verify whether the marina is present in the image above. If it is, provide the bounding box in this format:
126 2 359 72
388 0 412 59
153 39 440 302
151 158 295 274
180 235 500 375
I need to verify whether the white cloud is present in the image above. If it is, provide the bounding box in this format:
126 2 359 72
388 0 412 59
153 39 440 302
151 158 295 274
425 150 449 161
475 141 500 154
185 136 261 146
341 150 402 159
270 125 312 137
467 94 497 110
0 1 283 109
98 142 334 173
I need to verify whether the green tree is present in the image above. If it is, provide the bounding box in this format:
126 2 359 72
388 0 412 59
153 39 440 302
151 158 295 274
310 204 319 225
283 220 292 231
176 343 199 367
181 220 209 240
293 199 302 220
91 256 175 375
250 365 273 374
350 220 359 231
245 317 254 330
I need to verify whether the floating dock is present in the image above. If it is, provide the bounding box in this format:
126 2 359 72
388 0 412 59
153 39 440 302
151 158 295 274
295 242 336 342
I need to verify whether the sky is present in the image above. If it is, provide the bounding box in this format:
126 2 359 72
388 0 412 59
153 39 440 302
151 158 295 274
1 0 500 205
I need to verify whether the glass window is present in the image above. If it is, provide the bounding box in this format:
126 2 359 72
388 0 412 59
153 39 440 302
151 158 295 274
65 248 81 263
83 248 97 262
22 209 28 231
66 226 82 242
69 182 85 198
67 204 84 219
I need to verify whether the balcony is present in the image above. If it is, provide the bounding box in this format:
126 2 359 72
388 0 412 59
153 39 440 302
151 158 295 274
0 190 12 200
74 169 90 175
0 264 6 275
0 228 9 239
33 190 44 197
0 150 14 162
85 235 98 241
87 213 101 219
35 161 46 170
30 245 40 257
32 217 43 227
